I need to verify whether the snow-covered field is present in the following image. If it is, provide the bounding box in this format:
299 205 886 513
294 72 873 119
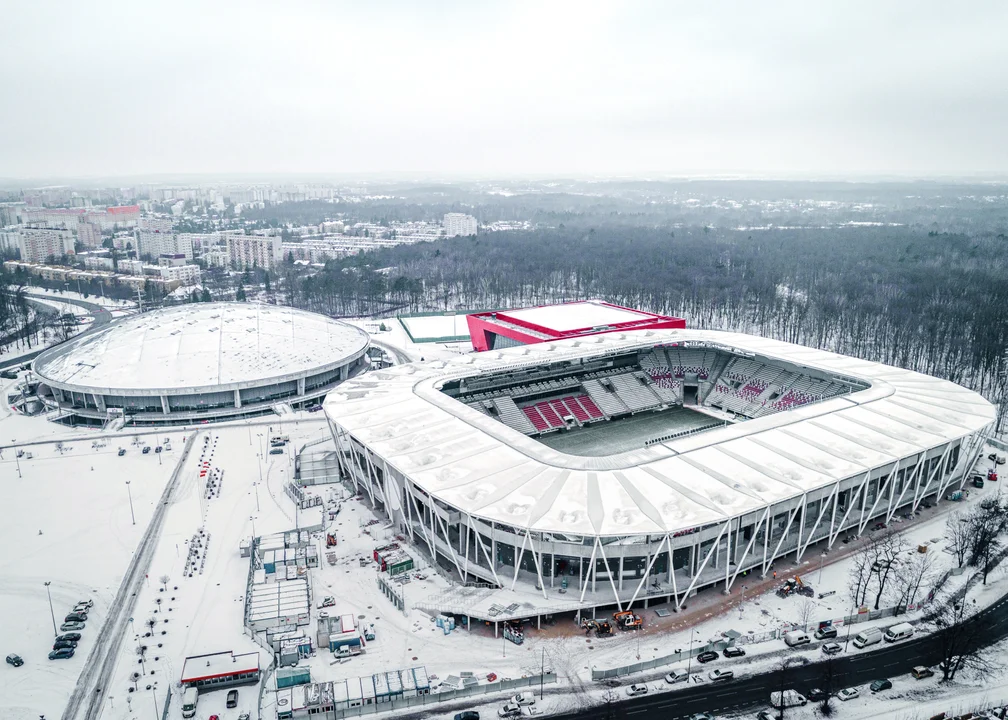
0 431 187 720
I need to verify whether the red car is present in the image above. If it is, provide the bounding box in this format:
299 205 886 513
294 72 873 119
209 716 219 720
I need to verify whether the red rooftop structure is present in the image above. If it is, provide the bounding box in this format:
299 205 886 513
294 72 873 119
466 300 685 352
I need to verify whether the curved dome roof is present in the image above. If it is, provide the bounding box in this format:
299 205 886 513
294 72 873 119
34 302 369 394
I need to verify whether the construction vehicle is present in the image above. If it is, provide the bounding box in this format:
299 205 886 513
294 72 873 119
580 618 598 635
326 532 338 548
613 611 642 631
504 620 524 645
595 620 613 637
776 576 814 598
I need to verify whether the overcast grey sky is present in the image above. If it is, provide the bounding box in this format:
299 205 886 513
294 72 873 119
2 0 1006 180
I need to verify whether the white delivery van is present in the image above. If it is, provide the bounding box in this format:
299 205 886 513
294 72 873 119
770 690 808 709
784 630 811 647
853 627 883 649
181 686 199 718
884 622 914 642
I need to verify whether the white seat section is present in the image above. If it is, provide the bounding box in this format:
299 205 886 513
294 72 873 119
491 396 537 435
583 378 629 417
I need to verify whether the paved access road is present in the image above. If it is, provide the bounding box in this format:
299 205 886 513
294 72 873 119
0 293 114 370
553 593 1008 720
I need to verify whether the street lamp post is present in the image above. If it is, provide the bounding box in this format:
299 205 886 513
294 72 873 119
126 481 135 525
818 552 826 584
686 629 696 677
253 481 260 511
44 581 57 637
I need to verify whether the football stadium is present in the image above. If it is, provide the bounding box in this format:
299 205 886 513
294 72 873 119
32 302 370 425
323 328 995 622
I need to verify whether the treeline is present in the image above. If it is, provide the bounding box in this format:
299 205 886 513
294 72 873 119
288 224 1008 429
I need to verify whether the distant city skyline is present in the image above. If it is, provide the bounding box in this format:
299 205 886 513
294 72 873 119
2 1 1006 179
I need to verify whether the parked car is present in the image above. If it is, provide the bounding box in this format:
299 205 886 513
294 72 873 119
60 621 85 632
770 690 807 708
270 448 284 455
912 666 935 680
226 689 238 708
53 639 77 651
48 648 74 660
57 632 81 643
238 715 251 720
75 599 93 610
510 692 535 707
308 404 324 413
837 687 860 701
454 713 480 720
814 625 838 640
118 448 126 456
784 630 810 647
498 702 522 718
626 684 648 696
870 679 892 692
689 714 715 720
64 612 87 623
664 669 689 684
821 642 843 656
708 669 734 683
973 477 985 488
807 688 828 702
922 498 935 509
697 650 719 663
723 645 745 658
5 654 23 667
757 712 773 720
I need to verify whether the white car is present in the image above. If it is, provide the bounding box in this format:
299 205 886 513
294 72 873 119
498 702 522 718
626 684 648 696
665 669 689 684
837 687 860 702
511 692 535 707
708 669 734 683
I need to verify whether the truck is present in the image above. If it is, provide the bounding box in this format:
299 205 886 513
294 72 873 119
271 435 289 447
181 686 199 718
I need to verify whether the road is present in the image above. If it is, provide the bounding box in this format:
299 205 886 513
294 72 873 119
61 432 199 720
553 593 1008 720
0 293 114 370
369 337 414 365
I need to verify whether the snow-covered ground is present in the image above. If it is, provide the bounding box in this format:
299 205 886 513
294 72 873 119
28 286 138 310
349 317 471 363
0 431 188 720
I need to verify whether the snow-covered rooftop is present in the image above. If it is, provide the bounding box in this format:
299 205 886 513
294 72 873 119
324 328 996 537
33 302 369 393
502 300 655 332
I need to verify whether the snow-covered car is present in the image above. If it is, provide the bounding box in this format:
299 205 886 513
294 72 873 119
316 596 336 609
48 648 74 660
689 713 715 720
770 690 807 708
821 642 842 655
510 692 535 707
696 650 718 663
498 703 521 718
911 666 934 680
5 654 23 667
626 684 648 696
723 645 745 658
60 621 85 632
807 688 828 702
664 669 688 684
837 687 860 701
870 679 892 692
708 669 734 683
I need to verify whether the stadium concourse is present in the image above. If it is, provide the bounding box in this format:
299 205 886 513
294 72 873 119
323 328 996 627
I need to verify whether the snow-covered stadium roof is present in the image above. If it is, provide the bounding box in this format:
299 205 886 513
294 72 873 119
34 302 369 394
324 329 995 537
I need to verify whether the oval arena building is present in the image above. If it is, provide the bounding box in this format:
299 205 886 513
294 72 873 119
33 302 369 425
324 328 995 623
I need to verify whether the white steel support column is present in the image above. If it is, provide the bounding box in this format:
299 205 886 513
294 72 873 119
724 519 732 591
525 533 549 600
830 471 870 548
888 455 924 523
913 444 951 512
468 516 502 588
595 539 623 612
798 484 838 561
628 534 669 610
579 539 600 603
860 459 901 534
764 500 803 575
794 499 807 563
433 508 466 582
511 532 529 591
729 507 770 589
677 522 729 610
409 492 436 560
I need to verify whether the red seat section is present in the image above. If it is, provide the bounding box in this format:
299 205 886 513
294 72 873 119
523 406 548 431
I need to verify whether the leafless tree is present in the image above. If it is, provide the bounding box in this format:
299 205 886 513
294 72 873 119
847 545 873 609
869 530 908 610
893 550 937 613
159 574 170 591
796 597 817 631
946 511 971 569
818 655 837 716
774 656 810 720
966 501 1008 584
934 594 995 683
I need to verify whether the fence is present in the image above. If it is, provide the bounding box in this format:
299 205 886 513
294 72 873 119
591 641 727 681
377 575 407 614
161 686 171 720
330 673 557 719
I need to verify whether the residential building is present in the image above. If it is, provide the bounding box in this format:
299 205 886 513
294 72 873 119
226 233 282 270
22 207 85 230
0 227 20 253
139 231 193 260
77 219 102 248
158 263 201 286
19 227 75 263
443 213 477 237
138 215 174 234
